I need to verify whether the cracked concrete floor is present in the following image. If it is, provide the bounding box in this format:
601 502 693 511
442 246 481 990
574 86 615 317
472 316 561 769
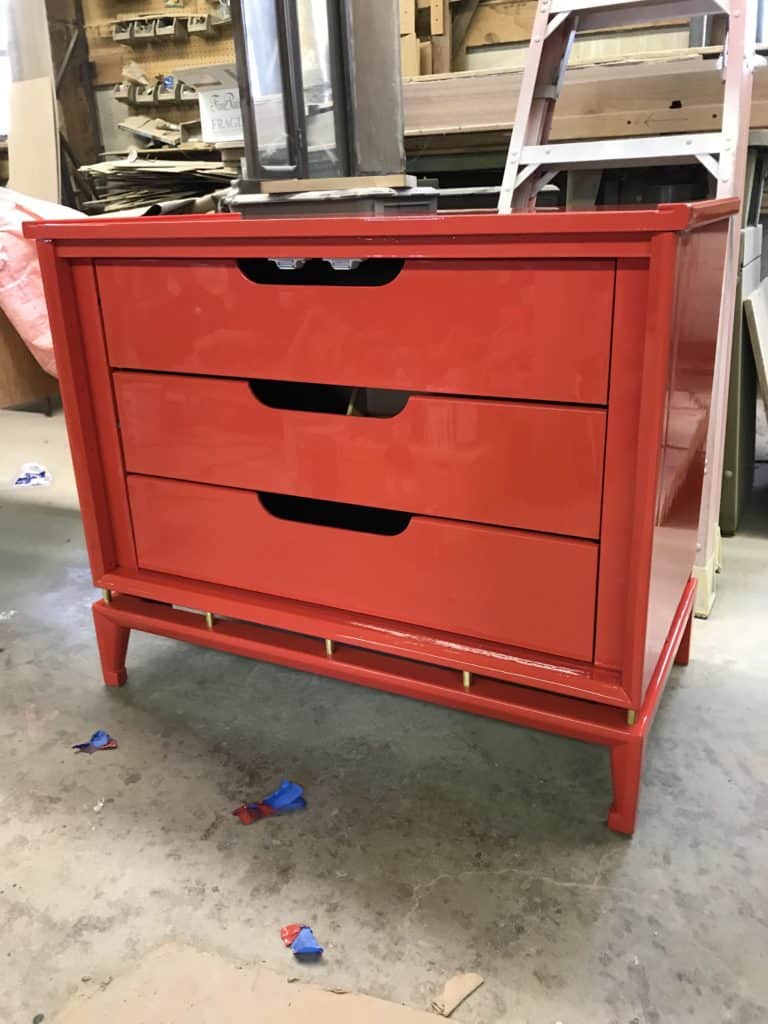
0 408 767 1024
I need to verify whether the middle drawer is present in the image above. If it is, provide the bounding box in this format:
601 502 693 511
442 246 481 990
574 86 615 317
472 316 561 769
115 372 606 538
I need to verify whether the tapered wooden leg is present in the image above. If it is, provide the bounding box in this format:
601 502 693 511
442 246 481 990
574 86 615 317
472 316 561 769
93 602 129 687
674 606 693 666
607 739 645 835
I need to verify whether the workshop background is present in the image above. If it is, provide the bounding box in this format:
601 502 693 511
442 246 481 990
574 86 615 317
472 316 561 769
1 2 767 1023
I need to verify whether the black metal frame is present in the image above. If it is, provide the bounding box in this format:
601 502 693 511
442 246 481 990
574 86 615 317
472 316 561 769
326 0 353 177
275 0 309 178
233 0 358 185
231 0 266 181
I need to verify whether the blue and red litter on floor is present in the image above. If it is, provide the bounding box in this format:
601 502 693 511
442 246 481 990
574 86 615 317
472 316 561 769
232 780 307 825
72 730 118 754
281 923 324 960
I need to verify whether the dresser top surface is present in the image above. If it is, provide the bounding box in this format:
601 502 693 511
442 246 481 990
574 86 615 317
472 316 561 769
24 199 737 246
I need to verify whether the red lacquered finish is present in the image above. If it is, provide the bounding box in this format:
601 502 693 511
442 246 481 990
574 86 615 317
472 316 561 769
115 372 606 537
97 258 615 403
27 201 734 834
128 474 599 660
640 222 725 698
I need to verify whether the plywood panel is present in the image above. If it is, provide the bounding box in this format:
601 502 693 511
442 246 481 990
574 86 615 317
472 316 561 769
8 78 59 202
466 0 536 47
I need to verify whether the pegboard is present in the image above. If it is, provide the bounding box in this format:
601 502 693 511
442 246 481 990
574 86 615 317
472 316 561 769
83 0 234 86
87 23 236 86
84 0 215 25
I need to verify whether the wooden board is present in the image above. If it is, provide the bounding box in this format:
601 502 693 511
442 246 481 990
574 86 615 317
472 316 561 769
420 40 434 75
465 0 536 47
0 311 57 410
48 0 102 166
399 0 416 35
432 0 452 72
453 0 482 59
401 32 421 76
8 78 59 202
402 58 768 150
745 278 768 417
259 173 416 194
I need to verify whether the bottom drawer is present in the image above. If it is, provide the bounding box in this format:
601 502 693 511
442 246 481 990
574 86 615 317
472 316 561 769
127 475 599 661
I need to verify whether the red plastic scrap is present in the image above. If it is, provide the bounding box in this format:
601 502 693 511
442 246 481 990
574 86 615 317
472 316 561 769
280 924 324 959
231 802 277 825
280 924 303 947
231 781 306 825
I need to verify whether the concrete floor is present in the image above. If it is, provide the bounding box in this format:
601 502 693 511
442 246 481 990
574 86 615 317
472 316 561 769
1 407 767 1024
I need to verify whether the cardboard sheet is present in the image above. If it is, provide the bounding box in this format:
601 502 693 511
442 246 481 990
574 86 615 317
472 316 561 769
54 942 437 1024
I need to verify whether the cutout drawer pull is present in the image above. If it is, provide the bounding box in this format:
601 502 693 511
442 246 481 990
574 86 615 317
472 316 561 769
237 257 404 287
248 380 409 418
258 492 411 536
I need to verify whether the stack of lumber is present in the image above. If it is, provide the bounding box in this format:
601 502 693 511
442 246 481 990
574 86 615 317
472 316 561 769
402 55 768 155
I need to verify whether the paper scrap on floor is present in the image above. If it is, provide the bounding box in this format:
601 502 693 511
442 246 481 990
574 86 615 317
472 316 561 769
13 462 52 487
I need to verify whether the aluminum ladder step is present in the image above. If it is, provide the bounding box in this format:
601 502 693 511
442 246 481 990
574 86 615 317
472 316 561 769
549 0 730 31
517 133 725 180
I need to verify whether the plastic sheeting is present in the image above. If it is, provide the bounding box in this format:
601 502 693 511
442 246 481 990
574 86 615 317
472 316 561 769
0 188 86 377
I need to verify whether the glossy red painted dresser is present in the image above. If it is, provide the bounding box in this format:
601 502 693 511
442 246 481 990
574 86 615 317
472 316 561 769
26 201 734 834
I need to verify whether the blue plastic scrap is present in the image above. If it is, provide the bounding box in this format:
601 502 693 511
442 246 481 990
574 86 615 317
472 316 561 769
262 780 306 812
232 780 307 825
292 927 324 959
72 730 118 754
13 462 52 488
281 923 324 960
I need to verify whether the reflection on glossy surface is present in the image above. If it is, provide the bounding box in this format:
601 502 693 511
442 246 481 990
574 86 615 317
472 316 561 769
115 371 606 538
642 222 728 694
128 474 599 662
98 258 615 404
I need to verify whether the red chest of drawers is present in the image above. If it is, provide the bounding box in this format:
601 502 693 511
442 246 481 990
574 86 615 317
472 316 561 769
27 201 734 834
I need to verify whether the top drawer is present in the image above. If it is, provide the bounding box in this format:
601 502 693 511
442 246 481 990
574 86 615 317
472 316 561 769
96 258 614 404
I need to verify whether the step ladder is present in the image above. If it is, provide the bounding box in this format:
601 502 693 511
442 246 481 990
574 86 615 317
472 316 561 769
498 0 755 213
497 0 758 617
